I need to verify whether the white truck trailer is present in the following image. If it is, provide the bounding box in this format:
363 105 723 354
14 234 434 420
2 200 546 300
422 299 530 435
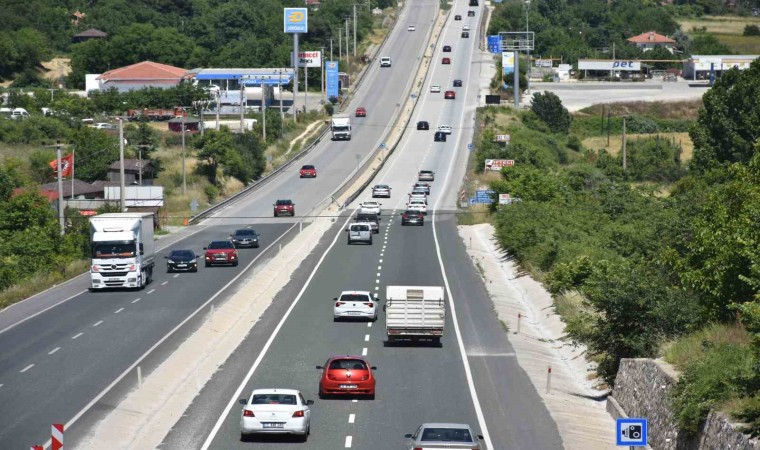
89 212 155 290
385 286 445 345
331 115 352 140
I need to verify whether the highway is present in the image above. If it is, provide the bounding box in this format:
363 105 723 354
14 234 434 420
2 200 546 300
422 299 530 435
0 3 439 449
162 1 563 449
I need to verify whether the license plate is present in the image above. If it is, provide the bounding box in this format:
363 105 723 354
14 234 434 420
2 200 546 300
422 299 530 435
262 422 284 428
177 264 186 267
347 311 361 315
108 278 120 281
339 384 357 389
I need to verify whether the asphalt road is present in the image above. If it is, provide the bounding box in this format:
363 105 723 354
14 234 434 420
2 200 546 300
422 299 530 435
162 1 562 449
0 3 438 449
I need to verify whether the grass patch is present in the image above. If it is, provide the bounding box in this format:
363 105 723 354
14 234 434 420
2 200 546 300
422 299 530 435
714 34 760 54
554 290 585 322
678 15 760 35
0 259 89 310
662 322 750 369
582 132 694 161
578 100 703 121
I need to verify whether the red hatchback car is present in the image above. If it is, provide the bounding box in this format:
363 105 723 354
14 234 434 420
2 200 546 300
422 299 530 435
203 240 239 267
299 164 317 178
273 199 295 217
317 356 376 399
444 90 456 99
355 107 367 117
442 57 451 64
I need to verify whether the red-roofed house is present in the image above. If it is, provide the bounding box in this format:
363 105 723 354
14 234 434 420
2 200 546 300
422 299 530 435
94 61 188 93
627 31 676 53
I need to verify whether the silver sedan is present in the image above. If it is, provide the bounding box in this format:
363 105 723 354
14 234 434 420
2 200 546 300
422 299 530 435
405 423 484 449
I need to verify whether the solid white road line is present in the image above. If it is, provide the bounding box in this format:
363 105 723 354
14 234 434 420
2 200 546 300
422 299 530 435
349 414 356 424
132 298 141 303
352 399 358 403
199 213 355 450
147 289 156 294
114 308 124 314
345 436 353 448
20 364 34 373
379 259 383 263
72 332 83 340
93 320 103 327
48 347 60 355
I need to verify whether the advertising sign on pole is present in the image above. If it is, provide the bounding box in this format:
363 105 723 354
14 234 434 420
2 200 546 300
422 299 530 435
488 35 501 54
284 8 308 33
326 61 340 99
498 193 511 204
502 51 514 87
484 159 515 171
495 134 511 143
292 51 322 68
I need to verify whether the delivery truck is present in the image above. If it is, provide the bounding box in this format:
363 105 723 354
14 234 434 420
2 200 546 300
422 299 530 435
89 213 155 290
385 286 445 345
331 116 352 140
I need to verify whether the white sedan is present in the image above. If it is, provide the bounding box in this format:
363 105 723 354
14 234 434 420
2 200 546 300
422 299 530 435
239 389 313 441
430 84 441 93
407 199 428 215
359 200 382 215
334 291 379 321
437 125 452 134
408 25 416 31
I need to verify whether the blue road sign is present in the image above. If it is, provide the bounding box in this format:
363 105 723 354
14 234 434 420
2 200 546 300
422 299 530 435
616 418 647 446
284 8 308 33
468 198 477 205
411 93 417 99
467 143 473 150
488 35 501 54
380 143 386 149
475 189 495 200
326 61 339 99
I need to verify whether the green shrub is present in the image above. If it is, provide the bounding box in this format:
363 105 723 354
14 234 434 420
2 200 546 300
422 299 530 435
744 25 760 37
204 184 219 202
530 91 572 134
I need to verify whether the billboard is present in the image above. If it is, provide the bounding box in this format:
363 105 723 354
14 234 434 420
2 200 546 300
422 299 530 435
284 8 308 33
484 159 515 171
495 134 511 143
578 60 641 71
502 51 515 87
292 51 322 68
326 61 339 99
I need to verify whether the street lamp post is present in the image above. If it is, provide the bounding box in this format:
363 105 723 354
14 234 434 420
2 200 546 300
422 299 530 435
525 0 531 95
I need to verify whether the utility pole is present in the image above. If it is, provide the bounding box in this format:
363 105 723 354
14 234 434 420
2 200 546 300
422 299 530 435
293 33 299 123
137 144 152 186
56 142 65 235
262 84 267 142
181 111 187 195
320 46 327 103
525 0 531 94
239 81 245 133
215 89 221 131
353 4 357 57
118 118 126 211
330 38 334 61
345 18 350 63
622 116 628 171
279 69 284 121
339 31 342 67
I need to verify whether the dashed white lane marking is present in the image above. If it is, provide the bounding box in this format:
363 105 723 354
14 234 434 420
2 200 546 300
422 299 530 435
377 265 382 270
147 289 156 294
376 272 381 277
48 347 60 355
368 322 372 328
173 274 179 278
20 364 34 373
161 281 168 286
349 414 356 424
352 399 358 403
72 332 83 340
93 320 103 327
345 436 353 448
382 245 386 250
0 384 3 388
132 298 141 303
374 286 380 291
364 334 370 342
114 308 124 314
362 348 368 356
376 279 380 284
379 259 383 263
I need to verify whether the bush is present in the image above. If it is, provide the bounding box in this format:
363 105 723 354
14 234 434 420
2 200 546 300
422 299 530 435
530 91 572 134
204 184 219 202
324 102 334 116
744 25 760 37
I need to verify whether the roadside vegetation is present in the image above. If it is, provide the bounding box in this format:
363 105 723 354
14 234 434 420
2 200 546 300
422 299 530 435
466 59 760 437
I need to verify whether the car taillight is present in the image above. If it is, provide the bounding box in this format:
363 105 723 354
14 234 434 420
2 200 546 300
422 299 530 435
243 410 254 417
364 303 374 308
336 302 345 307
292 410 305 418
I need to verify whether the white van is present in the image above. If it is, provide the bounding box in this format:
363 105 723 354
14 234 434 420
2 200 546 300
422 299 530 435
380 57 392 67
346 223 373 245
10 108 30 120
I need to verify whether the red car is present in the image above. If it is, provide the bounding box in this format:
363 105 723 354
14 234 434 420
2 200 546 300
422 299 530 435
299 164 317 178
203 240 238 267
442 57 451 64
273 199 295 217
355 107 367 117
444 90 456 99
317 356 376 399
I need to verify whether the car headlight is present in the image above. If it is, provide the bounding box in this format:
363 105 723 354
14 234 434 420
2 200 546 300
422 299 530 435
167 260 175 264
189 259 196 264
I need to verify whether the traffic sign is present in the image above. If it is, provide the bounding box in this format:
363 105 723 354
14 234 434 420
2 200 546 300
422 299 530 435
616 418 647 446
190 198 199 213
467 143 473 150
468 198 477 205
380 143 386 149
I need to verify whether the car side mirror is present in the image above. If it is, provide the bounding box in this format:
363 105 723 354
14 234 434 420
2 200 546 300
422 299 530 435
371 366 377 370
306 400 315 405
316 365 323 370
239 398 247 405
404 434 413 439
478 434 484 440
333 297 338 300
203 247 207 250
164 256 168 259
139 243 144 255
195 255 200 258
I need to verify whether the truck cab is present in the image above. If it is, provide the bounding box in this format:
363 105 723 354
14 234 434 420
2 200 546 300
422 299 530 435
380 57 392 67
89 213 155 290
331 116 352 140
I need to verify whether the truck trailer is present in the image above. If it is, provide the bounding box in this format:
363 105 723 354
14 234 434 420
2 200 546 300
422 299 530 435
331 116 352 140
89 213 155 290
385 286 445 345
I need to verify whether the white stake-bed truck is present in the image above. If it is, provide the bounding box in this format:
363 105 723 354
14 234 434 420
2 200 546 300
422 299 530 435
331 115 352 140
385 286 445 345
89 212 155 290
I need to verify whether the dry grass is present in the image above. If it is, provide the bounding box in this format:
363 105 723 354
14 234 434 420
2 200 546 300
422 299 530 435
678 15 760 35
554 290 585 322
40 57 72 81
714 34 760 55
579 100 703 121
582 132 694 161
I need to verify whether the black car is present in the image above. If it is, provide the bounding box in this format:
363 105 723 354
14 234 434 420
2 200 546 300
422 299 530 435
417 120 430 130
443 45 452 52
355 212 380 234
230 229 260 248
434 131 447 142
165 249 199 272
453 79 463 87
468 10 476 16
454 14 462 20
401 210 424 226
461 31 469 38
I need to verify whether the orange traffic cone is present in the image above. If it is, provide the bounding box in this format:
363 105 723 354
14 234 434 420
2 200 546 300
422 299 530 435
183 217 189 226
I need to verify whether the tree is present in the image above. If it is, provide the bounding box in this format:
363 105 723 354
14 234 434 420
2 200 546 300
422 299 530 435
689 33 732 55
194 129 235 185
530 91 572 133
690 60 760 171
68 128 120 182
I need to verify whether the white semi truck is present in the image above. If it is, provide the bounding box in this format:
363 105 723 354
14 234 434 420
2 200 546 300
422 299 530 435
385 286 445 345
331 115 352 140
89 213 155 290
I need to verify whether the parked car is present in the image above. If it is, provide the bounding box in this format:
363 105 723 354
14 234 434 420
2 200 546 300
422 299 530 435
230 229 260 248
346 223 373 245
443 45 452 52
437 125 452 135
404 423 484 450
203 240 239 267
401 210 424 226
444 90 456 99
372 184 392 198
238 389 313 441
453 79 463 87
317 356 376 399
165 249 199 272
442 57 451 65
299 165 317 178
434 131 447 142
273 199 295 217
359 200 382 215
333 290 379 321
355 107 367 117
419 170 435 181
417 120 430 130
430 84 441 93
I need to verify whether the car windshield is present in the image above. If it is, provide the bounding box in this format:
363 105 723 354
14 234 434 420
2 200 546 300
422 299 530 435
301 165 314 170
329 359 367 370
208 241 233 249
170 250 194 259
421 427 473 442
234 230 256 236
375 185 389 190
352 224 370 231
93 241 135 258
276 200 292 206
251 394 297 405
420 171 432 175
339 294 371 302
